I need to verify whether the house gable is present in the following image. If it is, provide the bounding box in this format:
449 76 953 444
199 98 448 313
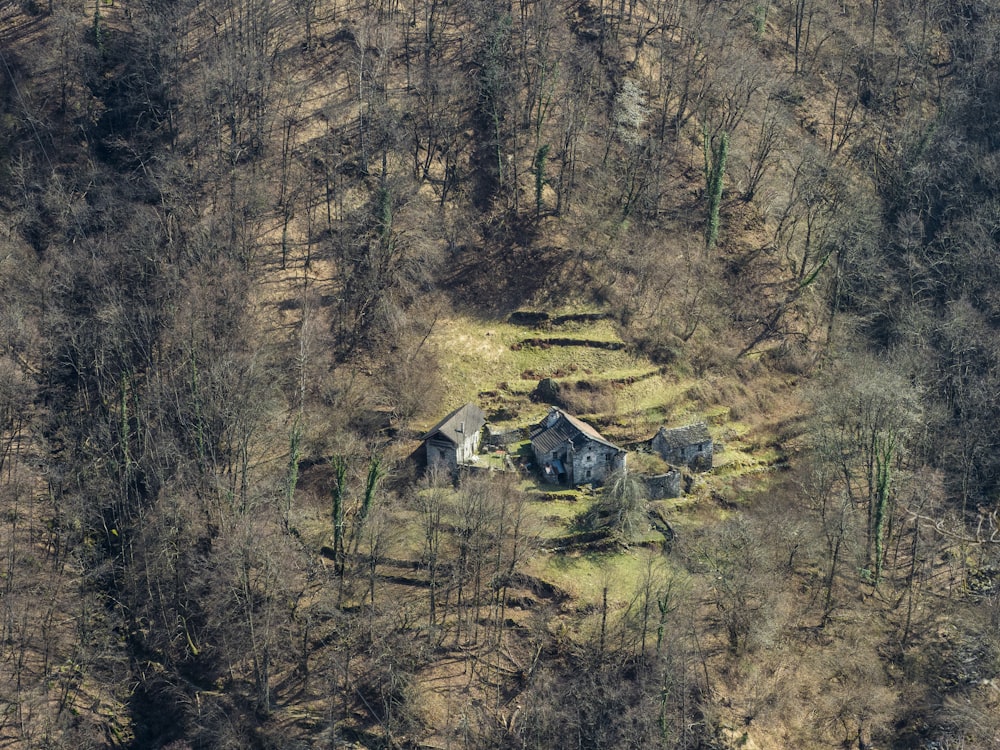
422 402 487 471
530 408 626 485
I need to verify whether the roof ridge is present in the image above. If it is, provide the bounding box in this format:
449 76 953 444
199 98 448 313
421 402 486 443
542 408 621 451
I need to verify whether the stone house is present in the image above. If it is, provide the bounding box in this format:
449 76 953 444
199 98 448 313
651 422 713 471
421 403 487 472
530 408 626 486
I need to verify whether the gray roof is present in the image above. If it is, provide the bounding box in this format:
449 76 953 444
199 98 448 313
654 422 712 449
530 409 623 455
421 403 487 445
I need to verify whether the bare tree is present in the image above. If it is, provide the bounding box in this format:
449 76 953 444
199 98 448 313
813 353 921 587
697 517 777 654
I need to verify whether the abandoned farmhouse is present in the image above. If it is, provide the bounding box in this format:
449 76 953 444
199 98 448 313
421 402 487 472
650 422 714 471
420 402 713 488
529 408 627 485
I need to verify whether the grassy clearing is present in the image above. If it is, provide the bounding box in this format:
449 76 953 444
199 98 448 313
421 313 763 442
518 316 622 341
628 451 673 475
525 484 593 501
525 547 678 606
713 445 782 476
422 315 640 423
526 492 596 539
508 345 642 382
474 451 511 470
611 372 744 437
401 312 800 619
554 365 662 386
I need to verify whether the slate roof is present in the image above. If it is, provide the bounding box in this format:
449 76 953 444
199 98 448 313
421 403 486 445
654 422 712 449
530 409 623 455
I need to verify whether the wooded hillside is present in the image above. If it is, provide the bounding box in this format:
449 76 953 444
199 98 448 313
3 0 1000 747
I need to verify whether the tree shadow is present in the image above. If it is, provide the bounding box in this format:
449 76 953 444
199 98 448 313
442 238 579 315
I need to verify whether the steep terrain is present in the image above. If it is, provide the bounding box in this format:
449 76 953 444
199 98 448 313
4 0 1000 748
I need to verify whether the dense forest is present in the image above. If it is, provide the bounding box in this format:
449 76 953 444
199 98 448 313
4 0 1000 747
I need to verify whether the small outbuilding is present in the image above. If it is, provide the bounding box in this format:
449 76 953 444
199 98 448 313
530 408 626 486
651 422 713 472
422 403 487 472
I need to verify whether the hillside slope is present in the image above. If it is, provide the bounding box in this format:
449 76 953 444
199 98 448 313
4 0 1000 748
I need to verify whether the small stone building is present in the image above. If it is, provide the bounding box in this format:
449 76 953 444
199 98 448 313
530 408 626 486
644 470 683 499
421 403 487 472
651 422 713 472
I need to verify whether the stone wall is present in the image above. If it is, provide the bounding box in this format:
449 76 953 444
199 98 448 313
644 471 682 499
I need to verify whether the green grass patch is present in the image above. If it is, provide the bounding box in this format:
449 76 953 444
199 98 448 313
510 439 533 457
526 483 594 501
525 548 677 606
721 421 754 439
631 528 670 545
419 315 763 449
628 451 673 475
712 444 782 479
510 345 640 381
552 366 660 386
421 315 642 426
504 380 537 396
474 452 511 470
528 500 595 539
616 375 692 422
703 405 732 422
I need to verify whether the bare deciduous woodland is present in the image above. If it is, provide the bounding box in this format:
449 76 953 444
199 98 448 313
4 0 1000 747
